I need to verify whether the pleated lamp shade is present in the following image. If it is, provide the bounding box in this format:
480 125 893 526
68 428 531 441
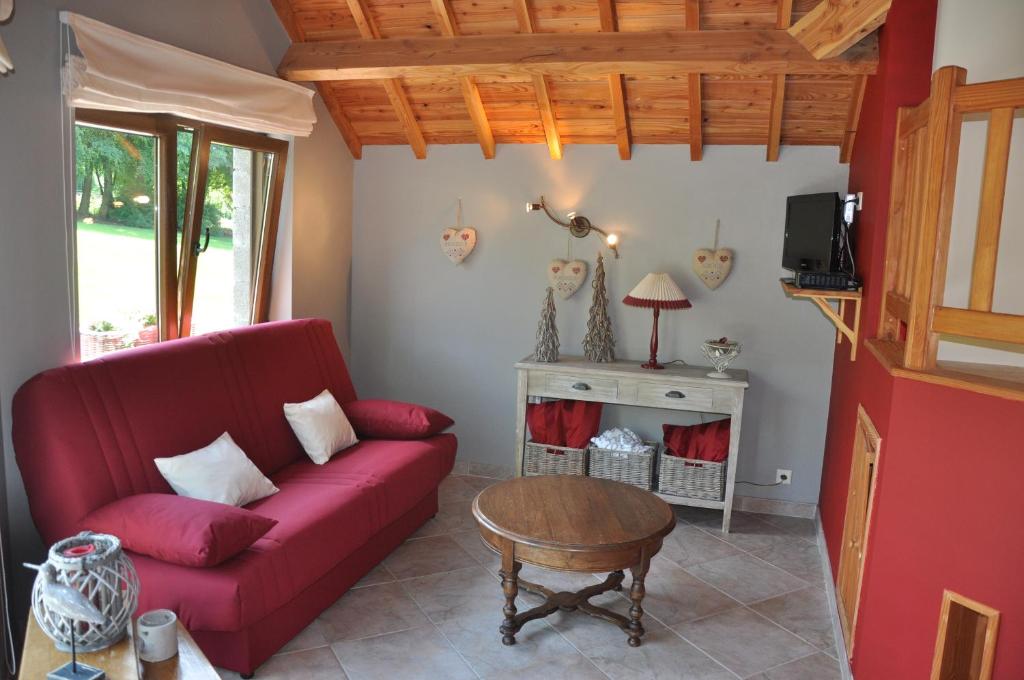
623 272 692 310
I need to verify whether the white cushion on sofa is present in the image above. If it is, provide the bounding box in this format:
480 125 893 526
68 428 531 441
283 389 359 465
154 432 279 506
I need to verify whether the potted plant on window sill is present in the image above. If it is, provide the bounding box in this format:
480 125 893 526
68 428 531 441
136 314 159 346
81 321 128 360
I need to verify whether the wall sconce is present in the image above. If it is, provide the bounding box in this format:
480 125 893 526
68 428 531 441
526 196 620 258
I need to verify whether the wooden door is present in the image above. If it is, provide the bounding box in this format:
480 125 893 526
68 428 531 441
836 404 881 658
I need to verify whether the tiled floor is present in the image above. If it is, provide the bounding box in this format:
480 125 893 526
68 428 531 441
217 475 843 680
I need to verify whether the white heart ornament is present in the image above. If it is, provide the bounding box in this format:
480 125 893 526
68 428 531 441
441 227 477 264
692 248 733 289
547 259 588 299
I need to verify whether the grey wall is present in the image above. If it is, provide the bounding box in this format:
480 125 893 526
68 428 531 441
0 0 352 612
292 97 355 356
352 145 848 505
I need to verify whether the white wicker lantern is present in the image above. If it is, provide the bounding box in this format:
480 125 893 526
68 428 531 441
31 532 140 652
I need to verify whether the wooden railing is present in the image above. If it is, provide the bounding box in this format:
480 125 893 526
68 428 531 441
874 66 1024 384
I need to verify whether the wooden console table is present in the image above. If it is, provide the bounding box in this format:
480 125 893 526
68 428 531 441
514 355 749 533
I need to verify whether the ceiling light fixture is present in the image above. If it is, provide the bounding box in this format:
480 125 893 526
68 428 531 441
526 196 620 258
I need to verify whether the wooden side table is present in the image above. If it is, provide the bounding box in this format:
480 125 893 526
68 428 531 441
20 615 219 680
473 475 676 647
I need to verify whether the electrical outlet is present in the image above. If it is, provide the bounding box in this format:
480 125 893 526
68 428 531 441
776 469 792 485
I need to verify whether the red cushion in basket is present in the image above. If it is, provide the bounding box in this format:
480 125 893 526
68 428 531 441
79 494 277 567
561 400 603 449
526 400 565 447
527 400 603 449
344 399 454 439
663 419 730 462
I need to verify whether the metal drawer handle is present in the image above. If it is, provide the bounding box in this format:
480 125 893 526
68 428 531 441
665 390 685 399
572 382 591 391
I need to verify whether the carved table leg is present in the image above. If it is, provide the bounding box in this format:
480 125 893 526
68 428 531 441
627 553 651 647
499 542 522 646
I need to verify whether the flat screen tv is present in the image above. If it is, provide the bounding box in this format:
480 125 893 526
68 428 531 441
782 192 843 273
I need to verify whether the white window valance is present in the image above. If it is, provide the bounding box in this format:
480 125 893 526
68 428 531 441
60 12 316 137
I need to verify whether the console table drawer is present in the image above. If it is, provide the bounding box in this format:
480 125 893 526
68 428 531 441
544 373 619 401
636 382 714 410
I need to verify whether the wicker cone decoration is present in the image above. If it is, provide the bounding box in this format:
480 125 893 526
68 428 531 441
534 287 560 362
583 253 615 362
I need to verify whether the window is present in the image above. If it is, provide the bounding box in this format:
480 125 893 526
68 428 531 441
73 110 287 360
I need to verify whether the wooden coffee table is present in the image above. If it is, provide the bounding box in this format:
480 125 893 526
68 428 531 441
472 475 675 647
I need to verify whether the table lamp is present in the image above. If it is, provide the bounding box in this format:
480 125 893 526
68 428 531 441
623 272 691 369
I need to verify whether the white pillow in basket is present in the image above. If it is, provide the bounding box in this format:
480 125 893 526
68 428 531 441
283 389 358 465
154 432 279 506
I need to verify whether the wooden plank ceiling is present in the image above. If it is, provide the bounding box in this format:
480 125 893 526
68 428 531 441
272 0 882 161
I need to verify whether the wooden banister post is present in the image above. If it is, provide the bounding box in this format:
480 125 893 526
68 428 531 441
878 106 908 341
904 66 966 370
968 107 1014 312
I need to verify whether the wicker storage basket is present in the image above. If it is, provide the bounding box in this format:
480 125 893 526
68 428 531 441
588 442 658 489
523 441 588 476
658 453 726 501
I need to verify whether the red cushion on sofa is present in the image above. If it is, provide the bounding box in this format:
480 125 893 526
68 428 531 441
79 494 277 567
663 419 731 462
343 399 454 439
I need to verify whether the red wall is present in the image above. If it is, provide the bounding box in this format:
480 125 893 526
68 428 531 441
818 0 938 566
854 380 1024 678
818 0 1024 677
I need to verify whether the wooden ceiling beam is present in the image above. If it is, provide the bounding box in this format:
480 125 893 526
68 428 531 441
687 74 703 161
320 90 363 159
277 30 880 82
596 0 616 32
840 74 867 163
789 0 891 60
766 0 792 162
533 75 563 160
269 0 362 159
766 75 785 161
684 0 701 161
430 0 459 37
609 74 631 160
512 0 534 37
430 0 496 159
515 0 562 160
777 0 793 27
344 0 427 158
598 0 630 160
684 0 699 30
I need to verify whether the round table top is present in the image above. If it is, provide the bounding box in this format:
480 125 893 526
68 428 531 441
472 475 676 552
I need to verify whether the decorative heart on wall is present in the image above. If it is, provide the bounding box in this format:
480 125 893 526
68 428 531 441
692 248 733 289
440 227 477 264
548 259 588 299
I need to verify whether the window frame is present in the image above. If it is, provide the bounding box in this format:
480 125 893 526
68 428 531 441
177 123 289 336
72 108 289 350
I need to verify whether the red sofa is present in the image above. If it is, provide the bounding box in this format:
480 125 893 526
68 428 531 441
12 319 456 675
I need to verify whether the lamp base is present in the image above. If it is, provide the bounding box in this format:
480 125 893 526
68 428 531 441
48 662 105 680
640 360 664 370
